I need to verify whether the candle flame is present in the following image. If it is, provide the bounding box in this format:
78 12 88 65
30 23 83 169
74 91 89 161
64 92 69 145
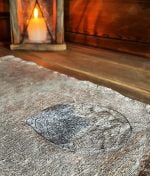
34 8 38 19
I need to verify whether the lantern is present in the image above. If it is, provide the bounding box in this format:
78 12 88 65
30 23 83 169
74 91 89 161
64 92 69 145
9 0 66 51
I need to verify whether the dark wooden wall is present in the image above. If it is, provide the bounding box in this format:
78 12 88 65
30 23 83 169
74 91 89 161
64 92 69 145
64 0 150 56
0 0 10 43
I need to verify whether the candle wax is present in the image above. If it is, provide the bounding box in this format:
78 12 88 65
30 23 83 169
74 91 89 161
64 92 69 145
28 18 47 43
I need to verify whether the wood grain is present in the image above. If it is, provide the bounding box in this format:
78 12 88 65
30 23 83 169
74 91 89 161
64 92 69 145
10 43 66 51
65 0 150 43
0 43 148 103
56 0 64 44
0 0 9 12
9 0 21 44
64 0 150 56
0 0 10 42
0 16 10 42
66 32 150 58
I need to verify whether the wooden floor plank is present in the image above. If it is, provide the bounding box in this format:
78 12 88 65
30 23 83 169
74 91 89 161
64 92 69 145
0 44 149 104
30 51 150 91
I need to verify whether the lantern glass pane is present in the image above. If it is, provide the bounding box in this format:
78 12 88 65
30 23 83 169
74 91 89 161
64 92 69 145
17 0 56 44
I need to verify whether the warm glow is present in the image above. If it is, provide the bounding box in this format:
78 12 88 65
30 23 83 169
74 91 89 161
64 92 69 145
28 6 47 42
34 8 38 19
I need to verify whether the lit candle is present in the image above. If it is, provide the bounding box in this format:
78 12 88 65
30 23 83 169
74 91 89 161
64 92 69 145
28 8 47 43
